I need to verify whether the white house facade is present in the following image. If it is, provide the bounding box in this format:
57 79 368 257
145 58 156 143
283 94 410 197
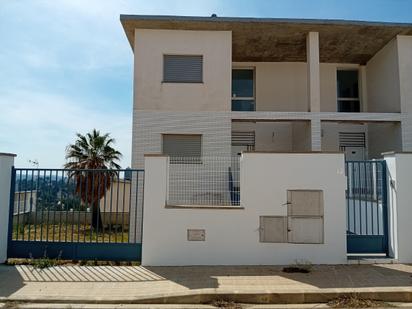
121 15 412 168
121 16 412 244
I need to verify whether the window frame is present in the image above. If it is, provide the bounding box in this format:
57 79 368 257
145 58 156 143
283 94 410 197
161 133 203 164
336 68 361 113
231 67 256 111
162 54 204 84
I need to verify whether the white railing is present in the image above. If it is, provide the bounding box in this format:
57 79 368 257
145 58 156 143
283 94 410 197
167 156 240 206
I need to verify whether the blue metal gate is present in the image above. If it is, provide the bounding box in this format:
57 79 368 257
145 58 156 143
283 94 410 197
7 168 144 261
346 160 388 255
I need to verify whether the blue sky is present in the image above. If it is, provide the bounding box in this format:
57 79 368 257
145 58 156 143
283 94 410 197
1 0 412 168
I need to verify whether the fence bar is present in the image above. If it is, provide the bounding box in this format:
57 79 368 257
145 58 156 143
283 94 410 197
128 173 132 244
27 170 35 240
21 169 29 241
75 172 80 242
89 170 95 243
134 173 139 243
351 162 356 234
33 169 40 241
364 161 368 235
345 162 350 231
115 174 120 242
370 161 374 234
83 172 88 243
376 162 380 235
139 171 145 243
122 173 126 243
15 170 22 240
96 172 101 243
109 173 114 243
40 170 46 241
102 173 108 243
381 161 388 250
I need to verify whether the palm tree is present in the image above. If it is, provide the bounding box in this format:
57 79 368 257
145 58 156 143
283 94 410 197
64 129 122 230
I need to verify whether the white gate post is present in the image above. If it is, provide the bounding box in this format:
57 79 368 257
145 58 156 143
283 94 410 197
0 153 16 263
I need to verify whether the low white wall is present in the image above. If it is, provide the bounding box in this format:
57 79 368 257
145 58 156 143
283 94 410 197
142 153 347 266
384 153 412 263
0 153 15 263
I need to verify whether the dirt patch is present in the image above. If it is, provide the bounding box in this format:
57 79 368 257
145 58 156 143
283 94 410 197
211 299 243 309
328 295 396 308
282 266 311 273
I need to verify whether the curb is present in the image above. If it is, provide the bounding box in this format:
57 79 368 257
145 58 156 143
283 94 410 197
1 290 412 305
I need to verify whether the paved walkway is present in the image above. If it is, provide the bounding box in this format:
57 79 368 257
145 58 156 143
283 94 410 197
0 264 412 304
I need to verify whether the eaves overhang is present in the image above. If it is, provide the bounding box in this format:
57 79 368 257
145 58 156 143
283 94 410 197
120 14 412 64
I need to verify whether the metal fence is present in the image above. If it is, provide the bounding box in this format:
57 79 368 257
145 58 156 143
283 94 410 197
167 156 240 206
346 160 388 254
346 161 386 235
8 168 144 260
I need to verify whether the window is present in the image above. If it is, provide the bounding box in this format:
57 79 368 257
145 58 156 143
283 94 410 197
162 134 202 163
163 55 203 83
337 70 360 112
232 69 255 111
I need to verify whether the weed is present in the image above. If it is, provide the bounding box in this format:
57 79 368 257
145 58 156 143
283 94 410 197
29 250 62 269
211 299 242 309
328 294 396 308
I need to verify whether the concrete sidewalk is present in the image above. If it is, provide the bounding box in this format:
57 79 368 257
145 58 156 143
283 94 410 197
0 264 412 304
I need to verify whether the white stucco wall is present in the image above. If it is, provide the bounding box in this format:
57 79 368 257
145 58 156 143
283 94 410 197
134 29 232 112
398 36 412 114
384 153 412 263
0 154 15 263
366 39 401 113
397 35 412 151
142 153 347 266
254 62 308 112
367 123 402 159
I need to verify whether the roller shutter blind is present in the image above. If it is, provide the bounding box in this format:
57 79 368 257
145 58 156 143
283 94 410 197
231 131 255 146
339 132 366 148
162 134 202 163
163 55 203 83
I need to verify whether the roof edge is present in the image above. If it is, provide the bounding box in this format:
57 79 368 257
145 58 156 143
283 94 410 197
119 14 412 28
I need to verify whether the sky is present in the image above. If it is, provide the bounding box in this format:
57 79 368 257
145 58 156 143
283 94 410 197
1 0 412 168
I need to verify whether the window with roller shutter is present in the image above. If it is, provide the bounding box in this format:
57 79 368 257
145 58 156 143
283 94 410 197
162 134 202 164
163 55 203 83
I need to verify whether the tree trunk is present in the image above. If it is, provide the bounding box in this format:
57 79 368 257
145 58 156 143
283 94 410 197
91 201 103 231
